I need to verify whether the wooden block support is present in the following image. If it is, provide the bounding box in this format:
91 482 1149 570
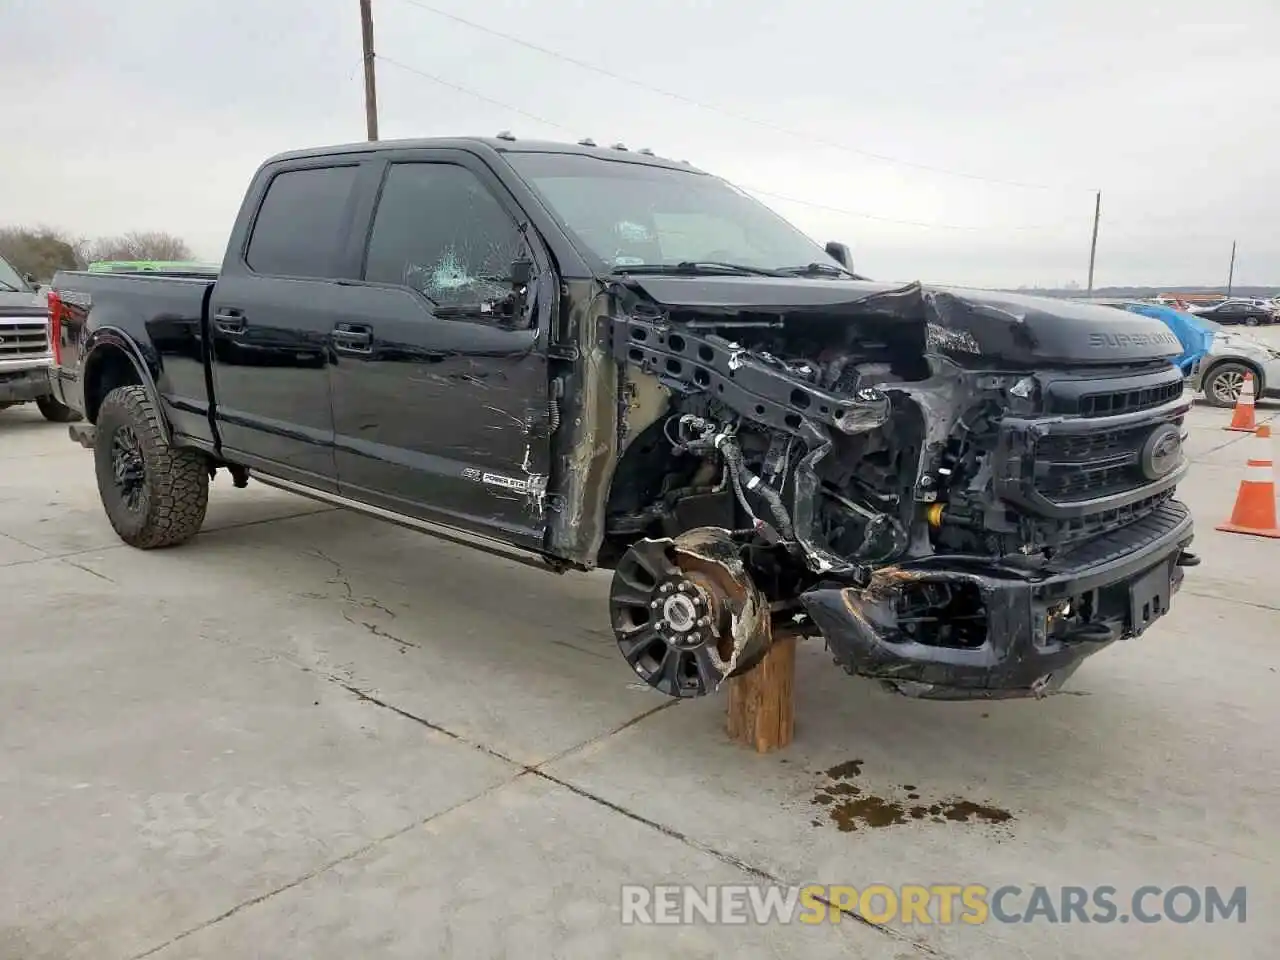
726 633 797 753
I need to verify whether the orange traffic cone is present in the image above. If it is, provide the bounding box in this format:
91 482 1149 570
1225 373 1257 432
1215 425 1280 539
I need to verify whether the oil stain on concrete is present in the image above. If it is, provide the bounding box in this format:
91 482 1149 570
809 760 1014 833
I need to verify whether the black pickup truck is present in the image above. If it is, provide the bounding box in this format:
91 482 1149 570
49 135 1197 701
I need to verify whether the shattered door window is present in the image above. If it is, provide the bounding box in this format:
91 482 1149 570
365 162 527 312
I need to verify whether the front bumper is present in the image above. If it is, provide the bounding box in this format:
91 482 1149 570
800 500 1195 700
0 363 54 404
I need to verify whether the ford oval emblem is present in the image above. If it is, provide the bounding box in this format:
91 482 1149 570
1140 423 1182 480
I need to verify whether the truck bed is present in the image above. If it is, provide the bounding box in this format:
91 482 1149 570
49 270 218 447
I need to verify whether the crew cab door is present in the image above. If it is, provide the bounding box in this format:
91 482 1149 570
208 157 372 491
329 150 554 549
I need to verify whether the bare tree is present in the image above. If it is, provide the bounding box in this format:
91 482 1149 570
0 226 83 281
83 230 194 264
1 226 201 280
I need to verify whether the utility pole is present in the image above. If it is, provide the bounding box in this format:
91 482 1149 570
1086 190 1101 295
360 0 379 141
1226 240 1237 297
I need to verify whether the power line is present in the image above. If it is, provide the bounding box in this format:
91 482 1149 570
378 55 574 132
376 53 1073 234
391 0 1087 193
740 184 1073 233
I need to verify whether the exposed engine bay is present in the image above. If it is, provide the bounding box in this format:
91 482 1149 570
601 278 1197 701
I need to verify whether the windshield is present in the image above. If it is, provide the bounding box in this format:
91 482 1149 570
0 254 28 292
505 152 844 274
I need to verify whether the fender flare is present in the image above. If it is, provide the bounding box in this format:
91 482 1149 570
82 327 173 444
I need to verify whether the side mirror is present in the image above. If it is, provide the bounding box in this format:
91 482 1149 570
22 272 37 286
824 241 852 271
501 257 536 327
510 258 534 288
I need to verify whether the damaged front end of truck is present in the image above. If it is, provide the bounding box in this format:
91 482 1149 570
598 277 1197 700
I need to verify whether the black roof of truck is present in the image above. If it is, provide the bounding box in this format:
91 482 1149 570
264 136 707 174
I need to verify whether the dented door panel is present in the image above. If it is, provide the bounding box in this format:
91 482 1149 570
330 151 554 548
328 285 551 545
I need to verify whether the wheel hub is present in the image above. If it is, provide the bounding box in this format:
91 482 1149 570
662 591 699 633
110 426 146 511
650 579 712 649
1214 370 1244 403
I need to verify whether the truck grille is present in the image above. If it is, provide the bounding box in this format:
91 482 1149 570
1075 379 1184 417
1035 422 1154 502
993 365 1190 541
1044 367 1185 416
1039 462 1139 501
1036 423 1150 463
1023 490 1177 548
0 321 51 360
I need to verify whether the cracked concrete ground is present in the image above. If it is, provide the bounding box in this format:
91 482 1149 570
2 375 1279 958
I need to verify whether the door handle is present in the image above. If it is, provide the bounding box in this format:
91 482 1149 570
332 323 373 352
212 310 246 334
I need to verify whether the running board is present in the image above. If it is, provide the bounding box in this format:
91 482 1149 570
250 472 573 574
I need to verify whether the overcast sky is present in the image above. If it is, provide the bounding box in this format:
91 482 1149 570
4 0 1278 287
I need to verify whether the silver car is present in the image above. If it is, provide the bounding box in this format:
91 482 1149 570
1191 316 1280 407
0 254 81 421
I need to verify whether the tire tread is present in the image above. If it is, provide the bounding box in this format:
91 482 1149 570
95 385 208 548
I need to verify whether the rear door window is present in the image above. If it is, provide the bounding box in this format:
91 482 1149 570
246 165 360 278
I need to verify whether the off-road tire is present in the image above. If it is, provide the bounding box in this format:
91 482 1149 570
94 385 209 548
1201 361 1258 409
36 394 81 423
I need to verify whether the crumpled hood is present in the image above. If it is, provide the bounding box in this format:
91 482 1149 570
619 275 1183 366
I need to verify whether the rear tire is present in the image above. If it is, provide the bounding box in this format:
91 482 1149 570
93 385 209 548
1201 361 1256 409
36 394 82 423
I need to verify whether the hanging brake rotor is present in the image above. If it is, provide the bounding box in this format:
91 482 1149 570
608 527 772 698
